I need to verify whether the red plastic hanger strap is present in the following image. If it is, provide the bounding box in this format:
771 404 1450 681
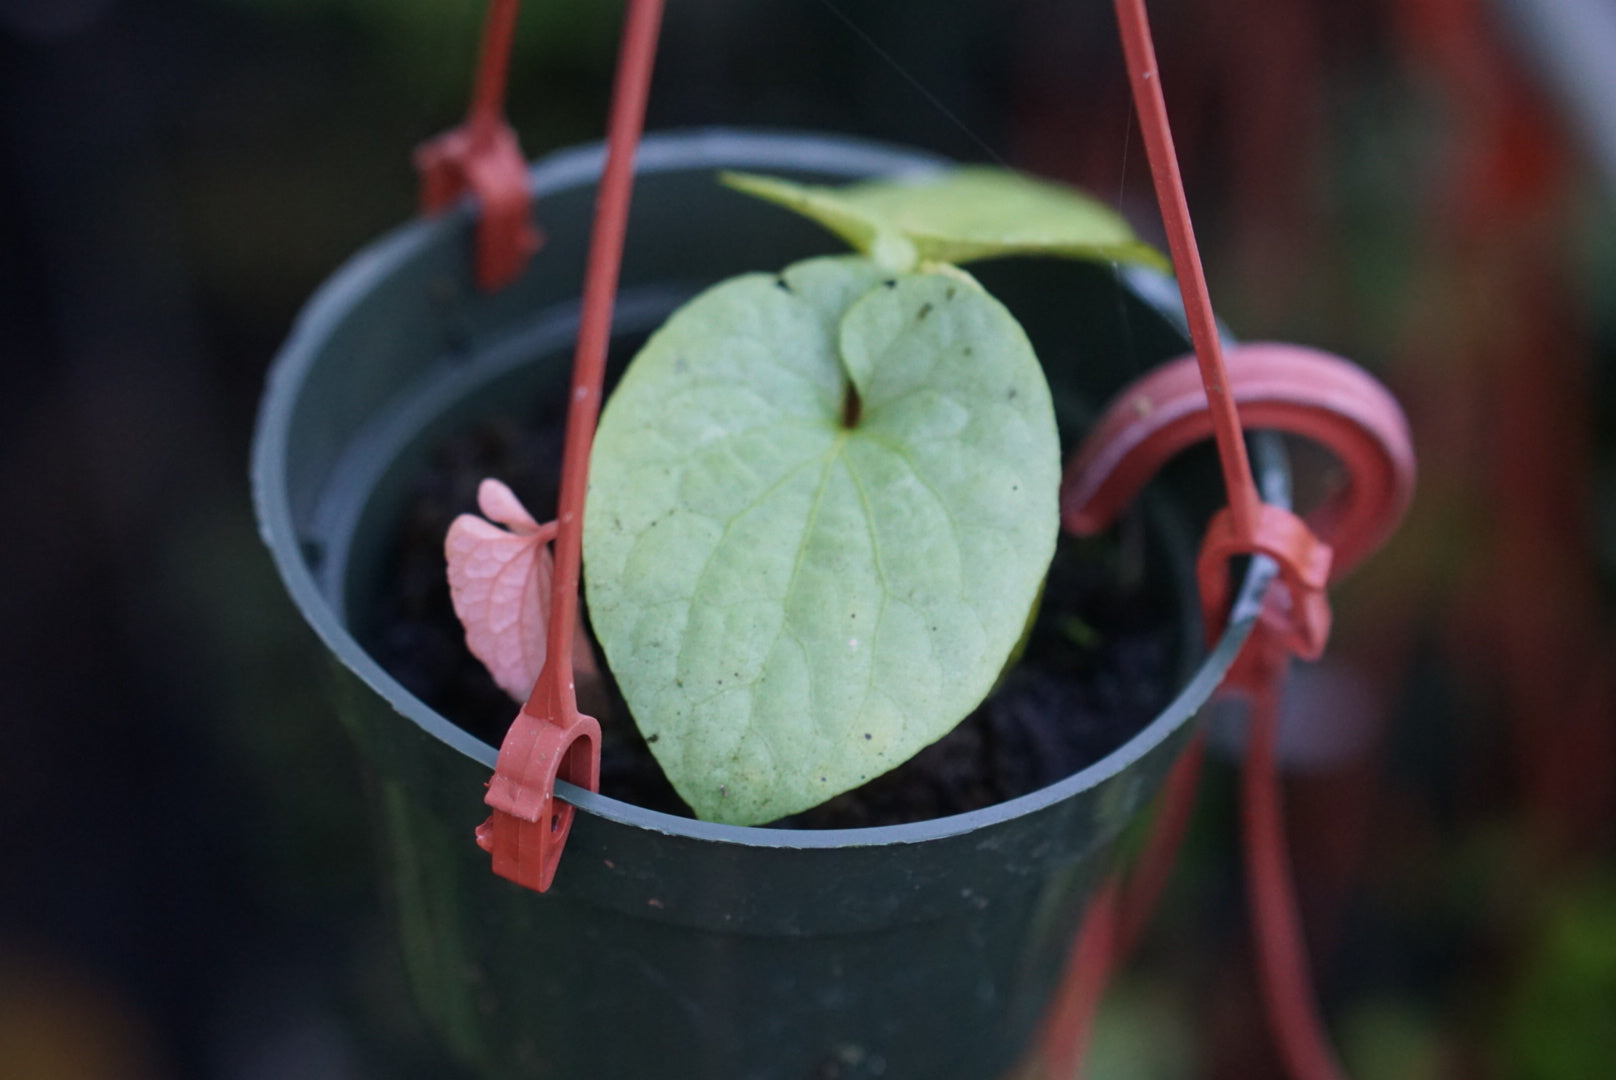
1033 877 1122 1078
539 0 664 722
1244 668 1349 1080
1112 0 1263 539
1056 341 1412 1075
1032 734 1208 1077
1055 8 1402 1080
1112 0 1346 709
414 0 541 292
478 0 665 893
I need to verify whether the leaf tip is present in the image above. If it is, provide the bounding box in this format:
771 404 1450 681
477 477 542 535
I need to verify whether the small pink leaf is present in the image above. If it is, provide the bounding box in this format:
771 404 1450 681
446 479 606 713
446 481 558 701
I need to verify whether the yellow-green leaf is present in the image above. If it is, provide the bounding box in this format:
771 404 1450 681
723 166 1168 271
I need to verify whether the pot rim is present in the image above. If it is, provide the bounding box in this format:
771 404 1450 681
252 126 1285 853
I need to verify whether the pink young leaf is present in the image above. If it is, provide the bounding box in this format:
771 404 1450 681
446 480 559 701
446 479 605 707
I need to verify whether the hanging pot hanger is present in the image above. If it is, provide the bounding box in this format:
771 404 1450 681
416 5 1414 1078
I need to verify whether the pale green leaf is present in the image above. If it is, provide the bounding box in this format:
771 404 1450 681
722 167 1169 271
584 255 1061 824
720 172 919 272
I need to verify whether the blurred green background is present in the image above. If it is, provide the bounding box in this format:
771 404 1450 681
2 0 1613 1077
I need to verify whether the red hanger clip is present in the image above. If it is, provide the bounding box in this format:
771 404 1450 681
475 692 601 893
414 0 541 292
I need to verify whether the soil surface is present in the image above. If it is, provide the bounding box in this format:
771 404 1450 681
366 404 1180 829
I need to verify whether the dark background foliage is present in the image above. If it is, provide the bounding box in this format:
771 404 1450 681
2 1 1613 1077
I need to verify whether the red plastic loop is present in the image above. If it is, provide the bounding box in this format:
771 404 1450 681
476 702 601 893
1063 343 1414 580
1063 342 1414 693
414 0 541 292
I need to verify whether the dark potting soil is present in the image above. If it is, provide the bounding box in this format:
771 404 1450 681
366 404 1179 830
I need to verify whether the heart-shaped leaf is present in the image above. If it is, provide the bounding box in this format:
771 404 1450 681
584 255 1060 824
723 167 1169 271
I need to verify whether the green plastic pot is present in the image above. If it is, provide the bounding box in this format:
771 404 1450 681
252 129 1287 1080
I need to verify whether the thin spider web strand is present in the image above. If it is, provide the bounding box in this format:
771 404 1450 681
814 0 1010 167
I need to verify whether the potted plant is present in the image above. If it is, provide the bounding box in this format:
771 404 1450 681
253 127 1290 1080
